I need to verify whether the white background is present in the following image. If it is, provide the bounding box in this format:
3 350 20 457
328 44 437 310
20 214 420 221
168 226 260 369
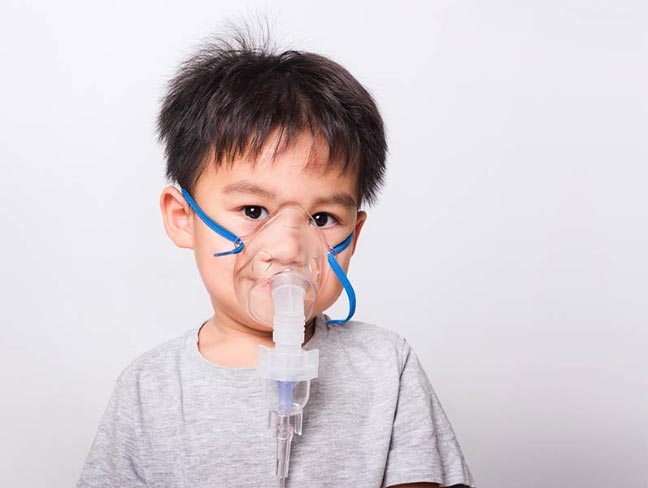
1 1 646 487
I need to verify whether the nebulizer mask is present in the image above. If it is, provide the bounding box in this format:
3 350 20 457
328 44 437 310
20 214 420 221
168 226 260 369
181 188 357 487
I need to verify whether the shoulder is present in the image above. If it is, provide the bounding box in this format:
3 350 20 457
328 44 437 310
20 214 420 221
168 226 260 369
318 316 411 373
331 319 405 347
115 329 195 391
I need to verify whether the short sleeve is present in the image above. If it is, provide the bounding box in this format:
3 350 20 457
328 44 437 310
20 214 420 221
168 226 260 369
382 340 476 488
77 377 148 487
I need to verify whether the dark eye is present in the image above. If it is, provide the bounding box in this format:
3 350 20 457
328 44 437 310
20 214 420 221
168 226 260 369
312 212 338 228
243 206 269 220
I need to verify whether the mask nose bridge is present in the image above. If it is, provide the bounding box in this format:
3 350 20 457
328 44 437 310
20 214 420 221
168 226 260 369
250 205 318 270
269 204 313 230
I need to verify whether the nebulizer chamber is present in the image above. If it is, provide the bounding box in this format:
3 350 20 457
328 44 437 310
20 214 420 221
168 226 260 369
257 272 318 487
232 205 330 487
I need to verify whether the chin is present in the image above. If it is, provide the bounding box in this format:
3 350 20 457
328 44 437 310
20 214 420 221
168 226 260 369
250 321 274 332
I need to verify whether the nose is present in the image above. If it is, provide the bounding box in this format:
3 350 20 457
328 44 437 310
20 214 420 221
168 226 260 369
256 225 308 270
248 206 322 278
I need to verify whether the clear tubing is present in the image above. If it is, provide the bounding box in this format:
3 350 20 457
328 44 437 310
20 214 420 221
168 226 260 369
275 413 294 486
276 380 295 485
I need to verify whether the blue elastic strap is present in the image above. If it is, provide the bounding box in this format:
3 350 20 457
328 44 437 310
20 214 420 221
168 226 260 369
325 232 356 325
180 188 244 256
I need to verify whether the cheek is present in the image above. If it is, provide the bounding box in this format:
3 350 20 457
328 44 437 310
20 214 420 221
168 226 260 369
193 231 236 296
318 279 343 310
315 252 352 312
195 258 228 301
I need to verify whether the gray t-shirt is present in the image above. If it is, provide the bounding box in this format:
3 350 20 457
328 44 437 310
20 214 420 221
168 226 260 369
77 314 475 488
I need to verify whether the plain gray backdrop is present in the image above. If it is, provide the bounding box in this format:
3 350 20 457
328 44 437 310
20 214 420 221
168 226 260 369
1 1 646 487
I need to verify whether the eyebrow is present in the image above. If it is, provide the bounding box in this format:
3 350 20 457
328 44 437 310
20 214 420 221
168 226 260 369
312 193 358 209
221 181 358 209
222 181 276 200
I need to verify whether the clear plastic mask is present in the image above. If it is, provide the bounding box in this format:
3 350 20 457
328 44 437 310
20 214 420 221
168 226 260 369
181 188 358 326
232 204 335 327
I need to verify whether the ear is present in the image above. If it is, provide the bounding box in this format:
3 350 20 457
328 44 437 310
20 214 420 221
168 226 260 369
350 211 367 254
160 186 194 249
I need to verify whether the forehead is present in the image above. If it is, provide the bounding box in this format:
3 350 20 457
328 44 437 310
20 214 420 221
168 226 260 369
196 130 360 206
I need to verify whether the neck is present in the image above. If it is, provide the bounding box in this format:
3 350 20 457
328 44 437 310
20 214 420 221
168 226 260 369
197 314 316 368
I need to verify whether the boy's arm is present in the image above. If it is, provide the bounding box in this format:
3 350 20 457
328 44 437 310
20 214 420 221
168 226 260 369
389 484 470 487
77 376 148 487
387 483 441 487
382 339 475 488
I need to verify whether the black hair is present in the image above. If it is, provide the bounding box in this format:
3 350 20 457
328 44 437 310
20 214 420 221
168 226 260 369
157 22 387 206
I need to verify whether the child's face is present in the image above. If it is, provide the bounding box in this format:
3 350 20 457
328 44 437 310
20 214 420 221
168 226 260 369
161 131 366 333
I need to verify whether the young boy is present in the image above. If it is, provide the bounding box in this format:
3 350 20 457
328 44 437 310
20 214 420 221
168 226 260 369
77 29 476 488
